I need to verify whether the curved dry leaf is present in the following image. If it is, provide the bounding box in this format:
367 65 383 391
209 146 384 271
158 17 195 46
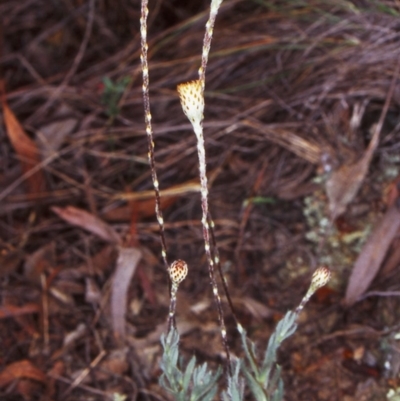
24 242 55 283
326 127 380 220
37 118 77 158
2 101 46 194
326 61 398 220
85 277 101 304
345 205 400 306
242 119 322 164
102 195 179 221
52 206 121 244
0 360 46 387
326 158 370 220
0 303 39 319
240 296 274 320
111 247 141 341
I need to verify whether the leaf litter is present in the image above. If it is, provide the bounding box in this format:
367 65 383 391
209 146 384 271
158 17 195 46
1 1 400 400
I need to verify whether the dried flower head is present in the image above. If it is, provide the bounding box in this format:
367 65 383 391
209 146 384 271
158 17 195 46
169 260 188 285
296 266 331 315
309 266 331 294
177 80 204 127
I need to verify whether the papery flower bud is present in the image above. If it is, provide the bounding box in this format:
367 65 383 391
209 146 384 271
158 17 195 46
169 259 188 285
177 80 204 127
309 266 331 295
296 266 331 315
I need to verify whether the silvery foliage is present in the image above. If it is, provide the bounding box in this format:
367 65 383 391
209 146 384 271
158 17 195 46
237 311 298 401
160 310 299 401
221 359 245 401
160 327 222 401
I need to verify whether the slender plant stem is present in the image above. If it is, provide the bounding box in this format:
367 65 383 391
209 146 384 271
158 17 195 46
208 213 238 325
167 283 178 333
196 0 230 373
176 0 229 373
198 0 223 91
166 260 188 332
140 0 169 271
194 125 231 373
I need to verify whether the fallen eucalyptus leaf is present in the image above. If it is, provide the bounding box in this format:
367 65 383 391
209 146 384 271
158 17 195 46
111 247 141 340
345 205 400 305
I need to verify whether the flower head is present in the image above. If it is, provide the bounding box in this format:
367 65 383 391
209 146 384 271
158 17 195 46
177 80 204 127
309 266 331 295
169 259 188 285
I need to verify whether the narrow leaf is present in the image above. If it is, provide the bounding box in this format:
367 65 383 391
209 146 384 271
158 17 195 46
111 247 141 340
326 157 373 220
183 356 196 394
0 303 39 319
37 118 77 158
52 206 121 244
345 205 400 305
2 100 46 194
237 324 260 378
0 360 46 387
326 60 398 219
241 366 267 401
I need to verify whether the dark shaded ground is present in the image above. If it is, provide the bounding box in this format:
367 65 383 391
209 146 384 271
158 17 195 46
1 1 400 400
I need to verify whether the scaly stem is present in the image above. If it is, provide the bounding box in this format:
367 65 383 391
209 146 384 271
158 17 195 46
167 283 179 333
140 0 169 271
193 123 231 372
198 0 224 90
208 213 238 325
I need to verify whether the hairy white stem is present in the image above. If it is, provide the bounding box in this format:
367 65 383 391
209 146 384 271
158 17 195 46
177 79 231 370
198 0 224 89
140 0 169 270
